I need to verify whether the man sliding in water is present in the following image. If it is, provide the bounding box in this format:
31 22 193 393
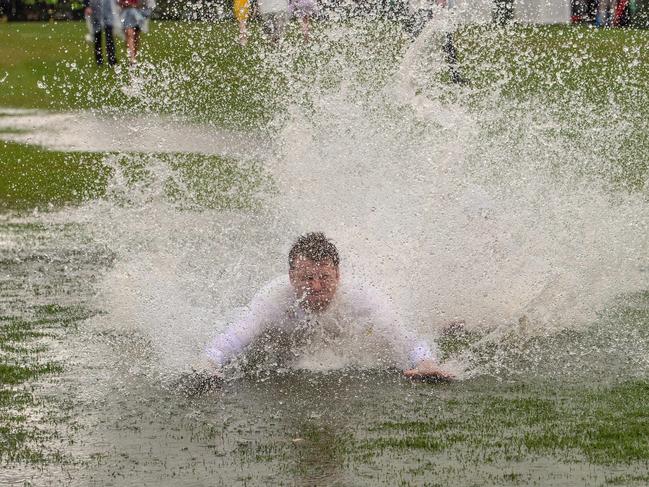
202 232 453 383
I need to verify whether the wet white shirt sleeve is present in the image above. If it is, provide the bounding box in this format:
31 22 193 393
205 276 290 368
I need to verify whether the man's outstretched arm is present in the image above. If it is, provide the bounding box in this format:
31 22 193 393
204 278 289 374
362 288 455 381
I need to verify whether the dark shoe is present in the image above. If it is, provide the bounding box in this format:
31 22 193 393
450 71 469 85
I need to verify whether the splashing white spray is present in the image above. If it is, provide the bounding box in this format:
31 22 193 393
66 14 649 379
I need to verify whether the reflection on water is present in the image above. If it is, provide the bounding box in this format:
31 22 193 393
20 329 649 486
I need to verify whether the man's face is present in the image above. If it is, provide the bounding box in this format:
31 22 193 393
289 257 340 312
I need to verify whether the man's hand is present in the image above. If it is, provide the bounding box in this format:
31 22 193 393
403 359 455 381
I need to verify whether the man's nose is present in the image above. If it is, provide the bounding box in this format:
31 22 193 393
309 279 323 292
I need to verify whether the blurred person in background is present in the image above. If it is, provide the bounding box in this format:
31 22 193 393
259 0 288 42
288 0 318 41
84 0 118 66
596 0 616 25
118 0 154 65
407 0 466 84
233 0 251 45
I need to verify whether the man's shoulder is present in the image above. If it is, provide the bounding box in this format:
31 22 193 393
339 277 395 312
250 275 293 307
260 274 291 293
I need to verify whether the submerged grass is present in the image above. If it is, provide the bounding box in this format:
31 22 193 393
0 218 110 466
202 375 649 485
0 313 64 463
355 380 649 465
0 140 270 211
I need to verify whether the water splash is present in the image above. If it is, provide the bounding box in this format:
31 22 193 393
56 16 649 380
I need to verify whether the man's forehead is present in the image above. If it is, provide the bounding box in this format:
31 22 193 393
292 256 338 269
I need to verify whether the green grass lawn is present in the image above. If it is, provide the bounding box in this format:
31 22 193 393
1 21 648 188
1 20 648 198
1 21 648 121
0 20 279 127
0 140 270 211
459 24 649 104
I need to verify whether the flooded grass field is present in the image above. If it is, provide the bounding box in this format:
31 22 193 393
2 14 649 487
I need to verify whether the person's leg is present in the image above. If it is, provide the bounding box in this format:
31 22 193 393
406 8 432 38
596 0 610 25
93 30 103 65
608 0 617 25
125 28 136 65
443 32 466 85
234 0 249 45
262 13 278 42
274 12 288 42
238 18 248 45
301 16 310 41
105 26 117 65
132 28 140 63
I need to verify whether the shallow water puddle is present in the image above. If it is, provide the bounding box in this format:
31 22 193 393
0 108 269 158
1 212 649 485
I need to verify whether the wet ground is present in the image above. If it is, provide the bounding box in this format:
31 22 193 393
2 214 649 486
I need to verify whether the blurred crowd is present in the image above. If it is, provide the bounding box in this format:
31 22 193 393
571 0 642 26
1 0 647 26
1 0 646 68
81 0 154 65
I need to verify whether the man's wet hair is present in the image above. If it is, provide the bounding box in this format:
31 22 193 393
289 232 340 269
